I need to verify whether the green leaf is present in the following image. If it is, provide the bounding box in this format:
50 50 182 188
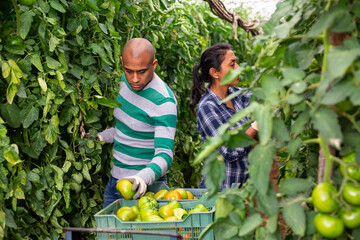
321 77 353 104
7 83 18 104
19 11 35 39
30 130 47 157
229 102 258 126
70 65 83 79
20 105 39 129
0 103 21 128
82 163 92 182
14 186 25 199
59 106 79 126
46 56 61 70
291 111 309 134
215 197 234 220
274 22 291 38
254 104 272 145
307 5 348 37
30 54 44 72
221 66 245 85
81 54 96 66
51 164 64 191
248 144 275 196
62 161 71 173
43 115 59 144
256 189 279 216
239 213 263 236
296 47 317 70
202 152 226 197
278 178 314 195
327 47 360 79
288 138 302 156
283 203 306 236
97 98 121 108
281 68 305 86
38 75 47 92
2 61 10 78
272 118 290 142
8 59 23 79
291 81 307 94
65 148 75 161
49 34 60 52
4 149 22 165
49 0 66 13
312 107 342 148
287 94 303 105
4 208 17 228
90 43 110 64
226 129 256 149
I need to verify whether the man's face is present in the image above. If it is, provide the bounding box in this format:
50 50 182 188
121 52 158 91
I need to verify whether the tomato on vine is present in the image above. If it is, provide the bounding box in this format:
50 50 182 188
340 152 360 181
314 213 344 239
312 182 339 213
339 207 360 229
18 0 36 6
342 183 360 206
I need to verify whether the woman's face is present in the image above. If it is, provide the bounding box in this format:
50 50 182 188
217 50 239 86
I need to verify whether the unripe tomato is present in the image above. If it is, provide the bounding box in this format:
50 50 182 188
340 153 360 181
313 213 344 239
116 179 135 199
18 0 36 6
312 182 339 213
340 207 360 229
342 183 360 206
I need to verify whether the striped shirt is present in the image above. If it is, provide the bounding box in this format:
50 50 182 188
197 86 252 189
99 73 178 185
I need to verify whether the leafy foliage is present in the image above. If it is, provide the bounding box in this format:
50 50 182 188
196 0 360 238
0 0 253 239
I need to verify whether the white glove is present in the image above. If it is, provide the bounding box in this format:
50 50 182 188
251 121 258 131
124 176 147 199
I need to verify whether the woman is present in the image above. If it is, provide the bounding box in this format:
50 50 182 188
190 43 258 190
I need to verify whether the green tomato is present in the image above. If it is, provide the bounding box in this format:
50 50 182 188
340 207 360 229
314 213 344 239
312 182 339 213
340 153 360 181
18 0 36 6
342 183 360 206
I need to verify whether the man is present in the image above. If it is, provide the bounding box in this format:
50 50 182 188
98 38 178 208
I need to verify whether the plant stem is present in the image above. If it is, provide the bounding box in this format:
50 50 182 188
11 0 20 35
319 135 332 183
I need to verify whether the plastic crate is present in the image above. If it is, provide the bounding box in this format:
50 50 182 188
147 182 208 201
94 194 216 240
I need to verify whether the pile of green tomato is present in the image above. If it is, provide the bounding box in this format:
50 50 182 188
312 153 360 239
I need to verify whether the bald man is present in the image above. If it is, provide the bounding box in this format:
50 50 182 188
98 38 178 207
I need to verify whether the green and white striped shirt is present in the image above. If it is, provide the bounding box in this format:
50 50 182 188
99 73 178 185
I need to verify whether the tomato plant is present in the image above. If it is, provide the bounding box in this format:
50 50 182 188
314 213 344 239
311 182 339 214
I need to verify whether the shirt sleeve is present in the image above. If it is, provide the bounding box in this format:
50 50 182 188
97 127 116 143
136 99 178 185
197 103 249 163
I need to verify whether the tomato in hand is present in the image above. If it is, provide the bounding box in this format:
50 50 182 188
340 207 360 229
314 213 344 239
342 183 360 206
312 182 339 213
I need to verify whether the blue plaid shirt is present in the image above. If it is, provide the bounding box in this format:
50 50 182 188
197 86 252 189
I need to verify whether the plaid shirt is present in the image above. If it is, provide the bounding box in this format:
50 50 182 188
197 86 252 189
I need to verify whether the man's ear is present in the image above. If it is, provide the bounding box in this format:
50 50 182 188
152 59 158 71
120 56 123 65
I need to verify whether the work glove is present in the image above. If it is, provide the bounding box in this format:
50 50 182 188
83 133 103 141
251 121 258 131
124 175 147 199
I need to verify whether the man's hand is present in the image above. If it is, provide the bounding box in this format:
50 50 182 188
124 176 147 199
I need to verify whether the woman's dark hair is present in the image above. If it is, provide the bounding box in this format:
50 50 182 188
190 43 232 115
